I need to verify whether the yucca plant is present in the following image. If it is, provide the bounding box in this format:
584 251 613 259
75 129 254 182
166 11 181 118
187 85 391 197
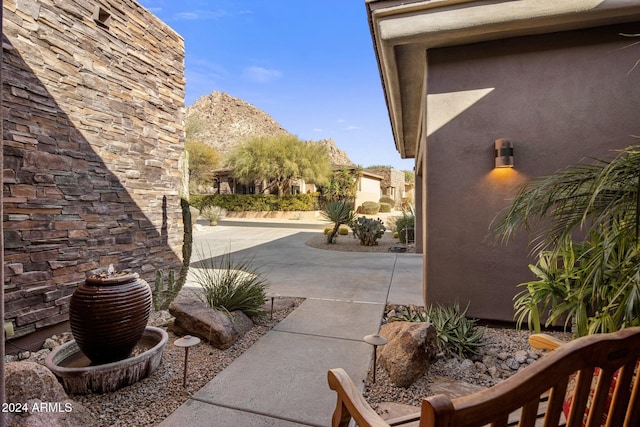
191 250 268 318
321 200 356 244
494 144 640 336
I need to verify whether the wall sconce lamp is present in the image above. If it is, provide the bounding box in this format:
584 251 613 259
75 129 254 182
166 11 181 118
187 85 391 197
495 139 514 168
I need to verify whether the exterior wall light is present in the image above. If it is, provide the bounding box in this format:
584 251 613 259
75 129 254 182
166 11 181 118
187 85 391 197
495 139 514 168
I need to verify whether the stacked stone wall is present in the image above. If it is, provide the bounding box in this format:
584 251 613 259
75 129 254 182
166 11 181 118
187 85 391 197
2 0 185 338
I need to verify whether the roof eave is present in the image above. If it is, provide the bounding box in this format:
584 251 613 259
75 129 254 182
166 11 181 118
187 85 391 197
366 0 640 160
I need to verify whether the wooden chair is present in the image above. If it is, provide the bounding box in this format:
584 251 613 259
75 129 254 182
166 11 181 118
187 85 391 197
328 326 640 427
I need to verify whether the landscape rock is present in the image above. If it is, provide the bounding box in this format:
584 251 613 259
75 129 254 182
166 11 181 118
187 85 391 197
229 310 254 336
8 399 97 427
169 299 253 349
378 321 438 388
5 361 98 426
148 310 174 328
6 361 67 403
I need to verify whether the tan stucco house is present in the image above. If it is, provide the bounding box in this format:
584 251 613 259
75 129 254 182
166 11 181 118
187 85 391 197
366 0 640 322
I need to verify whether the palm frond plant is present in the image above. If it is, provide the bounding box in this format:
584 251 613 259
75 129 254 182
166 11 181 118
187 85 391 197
493 144 640 336
321 200 356 244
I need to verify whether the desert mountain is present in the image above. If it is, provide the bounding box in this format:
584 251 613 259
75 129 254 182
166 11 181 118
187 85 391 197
185 91 353 166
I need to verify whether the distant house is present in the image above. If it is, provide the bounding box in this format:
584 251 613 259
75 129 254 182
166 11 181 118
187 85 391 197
354 170 384 209
365 167 410 208
211 169 318 195
366 0 640 322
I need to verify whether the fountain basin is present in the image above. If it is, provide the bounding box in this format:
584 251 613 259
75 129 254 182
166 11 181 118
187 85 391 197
45 326 168 394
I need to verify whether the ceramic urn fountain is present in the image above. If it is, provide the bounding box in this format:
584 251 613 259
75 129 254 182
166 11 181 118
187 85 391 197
69 266 153 364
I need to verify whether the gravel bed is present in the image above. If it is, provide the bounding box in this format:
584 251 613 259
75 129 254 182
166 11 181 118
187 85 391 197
305 230 416 253
364 322 570 411
11 298 302 427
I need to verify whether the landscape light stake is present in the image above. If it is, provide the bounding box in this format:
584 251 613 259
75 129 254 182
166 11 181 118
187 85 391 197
363 334 387 383
174 335 201 388
267 292 280 319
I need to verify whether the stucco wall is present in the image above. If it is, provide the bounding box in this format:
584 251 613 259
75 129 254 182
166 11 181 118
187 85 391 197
3 0 185 338
366 167 405 208
355 175 382 209
424 23 640 322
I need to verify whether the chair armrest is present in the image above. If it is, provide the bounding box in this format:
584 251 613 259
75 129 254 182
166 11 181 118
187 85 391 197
528 333 566 351
328 368 390 427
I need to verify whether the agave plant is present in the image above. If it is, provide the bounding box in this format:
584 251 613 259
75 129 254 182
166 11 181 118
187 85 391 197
397 302 484 358
494 144 640 335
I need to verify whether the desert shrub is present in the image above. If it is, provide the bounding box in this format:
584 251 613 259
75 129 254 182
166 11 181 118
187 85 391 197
396 302 484 358
360 201 380 215
338 226 349 235
350 216 386 246
379 196 395 206
379 202 392 213
201 205 227 224
190 193 319 212
393 231 398 238
396 211 415 244
192 251 268 318
324 227 332 235
275 194 319 211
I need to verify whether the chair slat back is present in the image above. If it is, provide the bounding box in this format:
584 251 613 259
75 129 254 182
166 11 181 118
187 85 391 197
419 327 640 427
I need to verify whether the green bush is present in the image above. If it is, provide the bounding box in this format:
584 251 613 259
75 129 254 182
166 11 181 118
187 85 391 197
190 193 319 212
324 227 332 235
397 302 484 358
379 196 395 206
192 251 268 318
379 202 391 213
360 201 380 215
396 211 415 244
338 226 349 235
350 216 386 246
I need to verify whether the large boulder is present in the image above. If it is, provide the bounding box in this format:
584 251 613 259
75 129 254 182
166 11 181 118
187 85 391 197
5 361 97 426
378 321 438 387
169 299 253 349
6 361 67 403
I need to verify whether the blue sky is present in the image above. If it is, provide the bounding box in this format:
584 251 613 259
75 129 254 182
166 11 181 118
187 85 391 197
138 0 414 171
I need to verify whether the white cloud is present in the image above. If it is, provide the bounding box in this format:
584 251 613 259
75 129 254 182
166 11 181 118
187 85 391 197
173 9 230 21
344 125 360 131
313 128 323 132
337 119 346 123
242 66 283 83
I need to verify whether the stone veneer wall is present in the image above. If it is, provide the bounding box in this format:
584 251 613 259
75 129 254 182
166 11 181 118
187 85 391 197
2 0 185 338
